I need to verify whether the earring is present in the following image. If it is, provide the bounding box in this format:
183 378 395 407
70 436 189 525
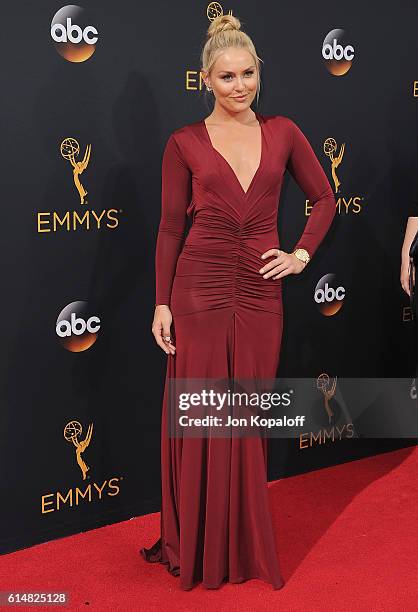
206 84 213 92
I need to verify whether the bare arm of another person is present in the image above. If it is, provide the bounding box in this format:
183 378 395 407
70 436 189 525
401 215 418 297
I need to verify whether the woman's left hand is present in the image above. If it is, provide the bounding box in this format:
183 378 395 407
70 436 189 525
259 248 306 280
400 254 413 297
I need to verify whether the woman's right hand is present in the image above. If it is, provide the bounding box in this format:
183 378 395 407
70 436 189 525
152 305 176 355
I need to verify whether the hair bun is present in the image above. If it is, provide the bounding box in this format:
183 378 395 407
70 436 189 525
207 14 241 39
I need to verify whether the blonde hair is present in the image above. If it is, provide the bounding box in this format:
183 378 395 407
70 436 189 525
200 14 263 107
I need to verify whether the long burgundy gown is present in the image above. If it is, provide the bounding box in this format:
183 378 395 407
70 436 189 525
141 112 336 590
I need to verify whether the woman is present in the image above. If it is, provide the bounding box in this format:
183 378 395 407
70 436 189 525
140 14 336 590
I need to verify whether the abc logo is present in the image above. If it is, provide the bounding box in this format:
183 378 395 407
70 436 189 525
56 300 100 352
314 274 345 316
322 29 354 76
51 5 98 63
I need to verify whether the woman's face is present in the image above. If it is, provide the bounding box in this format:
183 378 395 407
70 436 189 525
202 47 258 112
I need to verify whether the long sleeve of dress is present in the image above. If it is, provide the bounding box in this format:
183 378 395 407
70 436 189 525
155 133 192 306
286 120 336 258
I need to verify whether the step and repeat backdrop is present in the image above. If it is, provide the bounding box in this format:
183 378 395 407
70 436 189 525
1 1 417 553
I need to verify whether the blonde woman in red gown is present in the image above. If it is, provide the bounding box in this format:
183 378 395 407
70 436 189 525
141 14 336 590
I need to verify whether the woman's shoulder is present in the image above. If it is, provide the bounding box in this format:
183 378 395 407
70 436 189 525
260 113 298 130
162 120 204 164
256 114 299 145
165 120 204 150
170 118 203 137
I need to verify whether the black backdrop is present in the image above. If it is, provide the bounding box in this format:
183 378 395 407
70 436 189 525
1 0 417 554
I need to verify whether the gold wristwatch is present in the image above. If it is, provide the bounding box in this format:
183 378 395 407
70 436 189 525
292 248 310 265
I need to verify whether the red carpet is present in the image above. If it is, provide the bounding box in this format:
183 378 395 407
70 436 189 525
1 446 417 611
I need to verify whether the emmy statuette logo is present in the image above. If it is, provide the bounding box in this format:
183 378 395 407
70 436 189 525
64 420 93 481
324 137 345 194
298 373 355 448
207 2 232 21
317 373 337 423
60 138 91 205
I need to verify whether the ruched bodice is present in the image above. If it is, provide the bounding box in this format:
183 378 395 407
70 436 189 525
174 212 283 314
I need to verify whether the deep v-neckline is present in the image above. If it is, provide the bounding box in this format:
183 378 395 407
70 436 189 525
202 112 264 197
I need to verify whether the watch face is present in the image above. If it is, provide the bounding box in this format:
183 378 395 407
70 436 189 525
295 249 309 262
